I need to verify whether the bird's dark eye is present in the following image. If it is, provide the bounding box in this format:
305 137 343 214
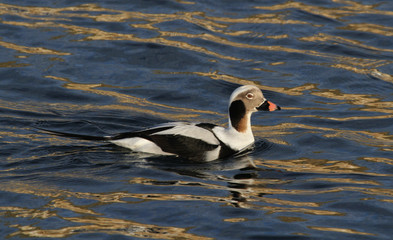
246 93 254 99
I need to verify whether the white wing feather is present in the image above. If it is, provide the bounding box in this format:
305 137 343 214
151 123 220 146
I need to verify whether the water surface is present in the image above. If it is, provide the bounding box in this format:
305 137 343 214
0 0 393 239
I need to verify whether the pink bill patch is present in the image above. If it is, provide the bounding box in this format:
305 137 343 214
268 101 278 111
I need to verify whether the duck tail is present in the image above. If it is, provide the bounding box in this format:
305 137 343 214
36 127 109 141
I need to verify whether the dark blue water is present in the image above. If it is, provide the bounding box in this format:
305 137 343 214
1 0 393 239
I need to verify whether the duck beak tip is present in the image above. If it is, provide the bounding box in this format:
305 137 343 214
256 100 281 111
267 101 281 111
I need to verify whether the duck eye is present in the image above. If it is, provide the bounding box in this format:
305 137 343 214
246 93 254 99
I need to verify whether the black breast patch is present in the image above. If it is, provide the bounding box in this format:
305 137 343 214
197 122 237 160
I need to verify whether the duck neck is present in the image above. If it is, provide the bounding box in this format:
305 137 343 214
228 100 252 134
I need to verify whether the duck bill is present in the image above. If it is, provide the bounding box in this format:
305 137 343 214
257 100 281 111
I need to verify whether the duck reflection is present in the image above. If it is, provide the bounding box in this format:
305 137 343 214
134 153 345 217
129 153 267 206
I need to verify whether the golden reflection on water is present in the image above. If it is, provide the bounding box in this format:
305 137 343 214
1 1 392 238
0 40 70 55
10 217 213 239
255 0 393 20
0 61 30 68
362 157 393 165
1 157 390 238
44 75 222 121
300 33 393 54
253 121 393 152
340 23 393 36
157 70 393 121
255 158 390 177
309 177 380 186
0 169 383 237
1 1 393 74
1 1 392 127
270 123 393 151
308 226 375 236
1 181 212 239
155 70 313 96
10 216 212 239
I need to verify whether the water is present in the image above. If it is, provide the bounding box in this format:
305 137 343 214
1 0 392 239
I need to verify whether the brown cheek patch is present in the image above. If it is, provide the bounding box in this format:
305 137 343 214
236 116 248 133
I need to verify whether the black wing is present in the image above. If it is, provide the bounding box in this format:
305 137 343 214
148 134 219 161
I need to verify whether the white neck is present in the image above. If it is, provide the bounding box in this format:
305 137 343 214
213 112 254 151
228 112 253 135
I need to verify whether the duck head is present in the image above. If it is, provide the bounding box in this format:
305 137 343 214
228 85 280 132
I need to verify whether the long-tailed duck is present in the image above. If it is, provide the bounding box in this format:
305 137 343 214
39 85 280 161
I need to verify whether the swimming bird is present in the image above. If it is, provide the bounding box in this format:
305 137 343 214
39 85 280 161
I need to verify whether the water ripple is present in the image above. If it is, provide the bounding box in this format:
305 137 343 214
1 0 393 239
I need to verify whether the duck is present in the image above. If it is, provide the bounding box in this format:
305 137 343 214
39 85 280 161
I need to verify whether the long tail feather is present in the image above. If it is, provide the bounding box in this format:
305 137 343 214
36 127 109 141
